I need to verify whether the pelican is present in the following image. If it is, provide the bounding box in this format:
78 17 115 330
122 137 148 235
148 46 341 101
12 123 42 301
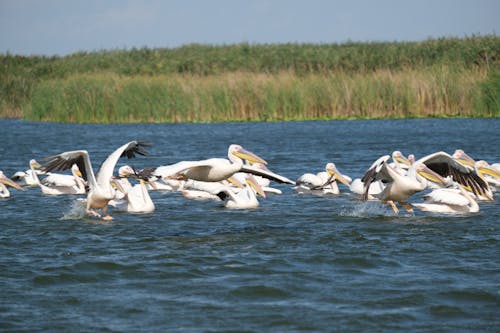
109 166 155 213
30 160 86 196
220 174 267 209
42 164 86 188
414 185 479 214
0 171 24 198
474 160 500 193
40 141 149 220
11 159 45 187
361 151 489 214
152 144 295 185
181 179 235 201
294 162 350 195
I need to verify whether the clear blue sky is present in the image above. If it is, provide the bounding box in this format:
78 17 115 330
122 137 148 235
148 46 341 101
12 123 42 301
0 0 498 56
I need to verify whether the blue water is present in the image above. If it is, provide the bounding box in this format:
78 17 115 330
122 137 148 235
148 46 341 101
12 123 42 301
0 118 499 332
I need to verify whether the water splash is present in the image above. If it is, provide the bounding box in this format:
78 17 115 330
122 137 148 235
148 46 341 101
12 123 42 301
60 199 87 220
340 202 415 218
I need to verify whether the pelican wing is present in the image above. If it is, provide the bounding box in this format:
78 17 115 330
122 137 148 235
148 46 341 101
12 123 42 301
418 151 489 197
361 155 392 200
240 164 295 185
41 150 95 188
96 141 149 187
153 160 225 179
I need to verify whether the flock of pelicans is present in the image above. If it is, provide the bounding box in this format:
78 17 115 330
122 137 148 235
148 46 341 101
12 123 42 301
0 141 499 220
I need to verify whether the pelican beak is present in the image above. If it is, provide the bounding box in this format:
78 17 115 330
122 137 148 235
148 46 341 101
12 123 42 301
327 167 351 186
31 160 43 169
454 152 475 168
417 165 448 186
394 155 411 167
246 175 266 199
110 179 125 194
477 165 500 179
233 148 267 165
227 176 245 189
0 175 24 191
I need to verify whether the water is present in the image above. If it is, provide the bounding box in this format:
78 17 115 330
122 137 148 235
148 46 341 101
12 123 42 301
0 118 499 332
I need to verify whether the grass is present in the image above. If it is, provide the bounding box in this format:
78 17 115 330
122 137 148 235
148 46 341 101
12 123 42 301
26 66 495 123
1 35 499 122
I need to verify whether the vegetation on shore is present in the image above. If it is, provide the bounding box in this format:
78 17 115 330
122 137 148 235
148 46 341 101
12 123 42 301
1 35 498 122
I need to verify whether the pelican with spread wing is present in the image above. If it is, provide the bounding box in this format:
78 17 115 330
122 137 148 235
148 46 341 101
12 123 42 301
361 151 489 214
153 144 295 185
41 141 150 220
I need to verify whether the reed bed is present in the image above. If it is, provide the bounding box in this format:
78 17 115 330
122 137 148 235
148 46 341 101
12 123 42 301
2 35 498 121
27 66 495 123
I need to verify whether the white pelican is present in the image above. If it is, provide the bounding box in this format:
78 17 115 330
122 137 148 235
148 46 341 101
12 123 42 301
11 159 45 187
181 174 265 209
152 144 295 185
414 185 479 214
0 171 24 198
181 179 233 201
474 160 500 193
294 163 350 195
30 160 86 196
41 141 149 220
361 151 488 214
109 166 155 213
221 174 266 209
42 164 86 188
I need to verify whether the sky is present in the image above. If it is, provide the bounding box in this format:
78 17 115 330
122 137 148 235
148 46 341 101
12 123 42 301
0 0 498 56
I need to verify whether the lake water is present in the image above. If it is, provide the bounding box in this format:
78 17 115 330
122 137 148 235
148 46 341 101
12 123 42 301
0 118 499 332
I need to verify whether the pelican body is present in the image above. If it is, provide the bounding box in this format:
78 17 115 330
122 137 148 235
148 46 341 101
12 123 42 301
414 185 479 214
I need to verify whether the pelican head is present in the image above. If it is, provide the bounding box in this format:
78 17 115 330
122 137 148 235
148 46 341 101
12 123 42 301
325 163 351 186
476 160 500 179
71 164 82 178
415 162 448 186
452 149 475 168
30 159 42 169
118 165 136 178
245 174 266 198
392 151 412 167
0 171 24 191
229 144 267 165
226 176 245 189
